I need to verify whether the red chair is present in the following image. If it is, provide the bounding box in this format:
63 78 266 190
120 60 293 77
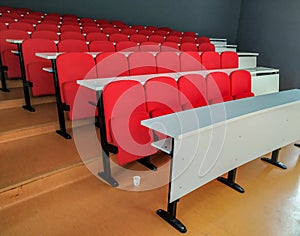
117 24 130 30
153 30 169 37
96 19 110 25
221 51 238 69
115 41 139 52
58 39 89 52
128 52 157 75
198 42 215 52
19 19 39 24
230 70 254 99
138 29 153 36
181 36 196 43
80 17 95 24
81 26 100 34
41 19 60 25
100 23 115 29
56 52 97 120
161 42 180 51
89 40 115 52
102 80 156 165
206 72 233 104
0 17 16 24
131 25 145 30
139 42 160 52
165 35 181 43
81 22 97 27
120 28 137 35
156 51 180 73
183 32 197 37
63 14 78 20
169 31 182 37
1 12 22 20
111 20 126 26
159 27 172 32
102 27 119 35
130 34 148 43
22 38 57 96
196 36 210 44
180 42 198 52
9 22 35 32
109 33 129 42
31 30 59 40
180 51 202 72
96 52 129 78
35 23 59 32
178 74 207 110
144 76 181 120
201 51 220 70
60 32 85 41
148 35 165 43
85 32 108 42
60 25 81 32
146 26 159 31
0 29 30 79
0 22 7 31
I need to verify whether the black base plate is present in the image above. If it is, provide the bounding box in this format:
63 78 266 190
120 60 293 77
98 171 119 187
56 130 72 139
0 88 10 92
157 209 187 233
294 143 300 148
217 177 245 193
261 157 287 169
22 105 35 112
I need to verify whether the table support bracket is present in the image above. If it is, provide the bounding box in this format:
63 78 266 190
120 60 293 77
261 148 287 169
98 149 119 187
217 168 245 193
137 156 157 171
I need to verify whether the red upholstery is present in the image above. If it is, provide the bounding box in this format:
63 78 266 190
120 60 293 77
96 19 110 25
1 12 22 20
221 51 238 69
160 27 172 32
180 42 198 52
153 30 169 37
102 80 156 165
183 32 197 37
198 42 215 52
206 72 233 104
131 25 145 30
0 22 7 31
81 26 100 34
35 23 59 32
201 51 220 70
22 39 57 96
169 31 182 37
116 41 139 51
230 70 254 99
130 34 148 43
145 76 181 120
81 22 97 27
138 29 153 36
111 20 126 26
58 39 88 52
102 27 119 35
165 35 181 43
196 36 210 44
19 19 39 24
148 35 165 43
60 25 81 33
128 52 157 75
56 53 97 120
139 41 160 52
181 36 196 43
146 26 159 31
0 29 30 78
96 52 129 78
118 25 130 29
100 23 115 29
85 32 108 42
80 17 95 24
161 42 180 51
89 40 115 52
109 33 129 42
9 22 35 32
180 51 202 72
0 17 16 23
60 32 85 41
156 51 180 73
121 28 137 35
178 74 207 110
31 30 59 40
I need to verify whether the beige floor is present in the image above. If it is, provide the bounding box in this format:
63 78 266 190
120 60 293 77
0 84 300 235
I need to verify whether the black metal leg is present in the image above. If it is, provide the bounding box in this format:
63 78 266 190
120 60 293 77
261 148 287 169
0 65 9 92
17 44 35 112
294 143 300 148
51 59 71 139
157 200 187 233
217 168 245 193
98 150 119 187
137 156 157 171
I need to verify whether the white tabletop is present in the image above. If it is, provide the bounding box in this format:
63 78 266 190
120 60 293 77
35 51 99 60
209 38 227 42
141 89 300 139
7 39 59 45
237 52 259 57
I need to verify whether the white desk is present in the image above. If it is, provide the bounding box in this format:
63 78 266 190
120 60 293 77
141 89 300 233
215 44 237 52
237 52 259 69
210 38 227 46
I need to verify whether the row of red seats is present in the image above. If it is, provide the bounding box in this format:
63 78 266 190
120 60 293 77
54 52 242 122
99 70 254 165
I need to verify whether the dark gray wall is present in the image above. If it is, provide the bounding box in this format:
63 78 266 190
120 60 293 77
1 0 241 43
237 0 300 90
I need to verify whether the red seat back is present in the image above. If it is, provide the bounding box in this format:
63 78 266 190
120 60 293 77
180 42 198 52
148 35 165 43
128 52 157 75
198 42 215 52
230 70 254 99
196 36 210 44
160 42 180 51
201 51 220 70
156 51 180 73
35 23 59 32
180 51 202 72
109 33 129 42
139 41 160 52
88 40 115 52
85 32 108 42
115 41 139 52
221 51 238 69
9 22 35 32
58 39 89 52
60 32 85 41
31 30 59 40
130 34 148 43
165 35 181 43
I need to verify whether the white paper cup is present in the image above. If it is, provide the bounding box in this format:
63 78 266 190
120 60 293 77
133 176 141 187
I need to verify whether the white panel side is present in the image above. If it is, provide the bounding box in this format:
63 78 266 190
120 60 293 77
169 103 300 202
252 74 280 96
238 56 257 69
